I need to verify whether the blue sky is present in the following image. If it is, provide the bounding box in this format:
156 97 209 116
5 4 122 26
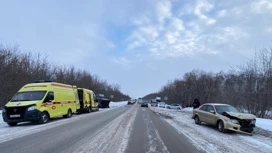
1 0 272 98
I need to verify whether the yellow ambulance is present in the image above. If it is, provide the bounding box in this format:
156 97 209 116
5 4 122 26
77 88 99 113
2 80 79 126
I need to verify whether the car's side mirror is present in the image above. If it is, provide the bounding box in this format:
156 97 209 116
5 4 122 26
210 110 215 114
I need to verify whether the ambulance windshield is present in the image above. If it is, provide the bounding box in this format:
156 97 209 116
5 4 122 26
11 91 47 102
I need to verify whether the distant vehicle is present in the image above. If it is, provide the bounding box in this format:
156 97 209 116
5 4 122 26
137 98 143 104
2 80 79 126
96 94 110 108
158 102 166 108
192 103 256 134
77 88 99 113
167 104 182 110
155 97 161 102
141 101 148 107
127 99 136 105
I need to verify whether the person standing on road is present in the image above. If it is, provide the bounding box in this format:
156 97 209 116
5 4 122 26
193 98 200 109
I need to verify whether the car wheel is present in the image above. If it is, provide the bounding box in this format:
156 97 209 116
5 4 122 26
177 107 181 110
7 122 18 126
64 109 72 118
39 112 49 124
194 115 201 125
217 120 226 133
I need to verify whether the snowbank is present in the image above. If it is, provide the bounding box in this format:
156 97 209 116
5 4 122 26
256 118 272 132
182 107 193 112
109 101 128 108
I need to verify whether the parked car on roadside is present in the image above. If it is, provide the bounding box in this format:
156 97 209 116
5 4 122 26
141 101 148 107
158 102 166 108
167 104 182 110
192 103 256 134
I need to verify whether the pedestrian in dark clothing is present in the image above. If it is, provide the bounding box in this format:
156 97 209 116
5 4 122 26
193 98 200 109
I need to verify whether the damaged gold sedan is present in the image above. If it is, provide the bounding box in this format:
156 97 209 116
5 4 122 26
192 103 256 135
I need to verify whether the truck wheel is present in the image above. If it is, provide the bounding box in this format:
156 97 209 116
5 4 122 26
64 109 72 118
87 107 91 113
7 122 18 126
39 112 49 124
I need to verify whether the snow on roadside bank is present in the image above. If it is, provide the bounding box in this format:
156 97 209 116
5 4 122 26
149 107 272 153
256 118 272 132
109 101 128 108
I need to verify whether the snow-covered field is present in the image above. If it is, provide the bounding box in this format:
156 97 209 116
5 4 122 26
149 107 272 153
0 101 128 143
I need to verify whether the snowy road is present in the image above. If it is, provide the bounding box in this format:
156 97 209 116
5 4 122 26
125 106 203 153
1 102 271 153
0 104 135 153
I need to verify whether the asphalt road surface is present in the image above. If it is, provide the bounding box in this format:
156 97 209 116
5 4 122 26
125 106 203 153
0 104 203 153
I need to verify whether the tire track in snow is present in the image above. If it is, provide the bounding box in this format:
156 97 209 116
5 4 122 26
144 112 169 153
69 105 137 153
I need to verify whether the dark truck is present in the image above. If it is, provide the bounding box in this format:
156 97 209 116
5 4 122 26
96 94 111 108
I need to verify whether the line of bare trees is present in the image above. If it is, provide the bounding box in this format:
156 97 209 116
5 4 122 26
145 47 272 118
0 46 130 108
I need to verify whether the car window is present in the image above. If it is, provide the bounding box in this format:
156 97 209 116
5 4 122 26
43 91 54 103
215 105 239 114
199 105 207 111
206 105 215 112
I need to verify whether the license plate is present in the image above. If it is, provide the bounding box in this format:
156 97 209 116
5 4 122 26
10 114 20 118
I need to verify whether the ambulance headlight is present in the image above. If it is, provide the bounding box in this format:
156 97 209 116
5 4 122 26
2 108 6 113
27 105 36 111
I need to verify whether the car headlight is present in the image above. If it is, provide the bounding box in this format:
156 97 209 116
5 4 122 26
27 105 36 111
230 119 239 124
2 108 6 113
250 119 256 124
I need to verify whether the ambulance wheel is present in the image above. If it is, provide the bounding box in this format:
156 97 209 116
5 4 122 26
64 109 72 118
87 107 91 113
7 122 18 126
39 112 49 124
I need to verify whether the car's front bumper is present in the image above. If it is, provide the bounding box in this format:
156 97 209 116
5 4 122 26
224 121 255 135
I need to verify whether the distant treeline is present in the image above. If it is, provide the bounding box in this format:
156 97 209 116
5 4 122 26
0 46 130 107
144 47 272 118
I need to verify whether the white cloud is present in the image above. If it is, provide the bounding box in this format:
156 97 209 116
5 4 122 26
265 27 272 33
131 15 151 26
217 9 227 17
251 0 272 14
156 0 172 23
194 0 216 25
